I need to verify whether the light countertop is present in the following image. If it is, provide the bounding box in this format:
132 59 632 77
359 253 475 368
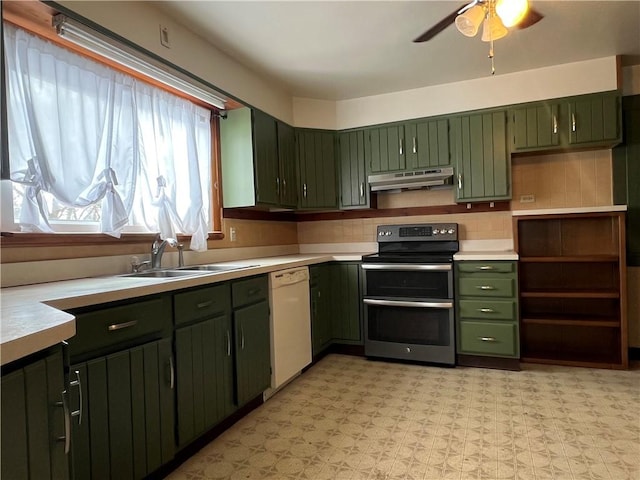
454 251 519 261
1 253 369 366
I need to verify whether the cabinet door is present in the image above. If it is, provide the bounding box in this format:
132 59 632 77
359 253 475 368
296 130 337 209
310 265 333 355
234 300 271 406
71 339 174 480
568 93 620 146
451 111 509 202
1 347 68 480
329 263 362 343
511 103 561 151
175 313 233 447
253 110 279 206
277 121 298 208
406 119 451 169
338 131 369 208
368 125 405 173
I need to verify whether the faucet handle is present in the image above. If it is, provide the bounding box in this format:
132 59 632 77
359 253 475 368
131 256 151 273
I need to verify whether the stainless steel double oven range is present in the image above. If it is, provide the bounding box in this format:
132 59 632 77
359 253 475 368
361 223 458 366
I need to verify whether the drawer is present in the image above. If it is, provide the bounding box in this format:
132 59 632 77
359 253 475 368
70 296 172 359
174 283 231 326
459 299 516 321
459 321 517 357
232 275 268 308
458 277 515 298
457 261 515 274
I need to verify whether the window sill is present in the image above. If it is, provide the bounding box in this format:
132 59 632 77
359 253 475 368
0 231 225 248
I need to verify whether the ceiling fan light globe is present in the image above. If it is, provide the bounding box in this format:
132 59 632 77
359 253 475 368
496 0 529 27
455 5 485 37
481 15 508 42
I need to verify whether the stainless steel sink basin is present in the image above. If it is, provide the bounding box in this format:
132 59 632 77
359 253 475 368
120 269 206 279
176 264 256 272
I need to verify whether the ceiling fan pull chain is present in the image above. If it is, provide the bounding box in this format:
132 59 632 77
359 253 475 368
488 39 496 75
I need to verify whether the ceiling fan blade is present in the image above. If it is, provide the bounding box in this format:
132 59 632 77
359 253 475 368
413 3 473 43
516 7 544 29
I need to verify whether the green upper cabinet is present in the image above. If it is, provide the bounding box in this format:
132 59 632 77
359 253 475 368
567 92 621 147
367 125 406 174
220 107 298 209
276 121 298 208
450 110 510 203
405 118 451 170
296 129 338 209
366 118 450 174
510 102 561 151
509 91 621 153
338 130 370 209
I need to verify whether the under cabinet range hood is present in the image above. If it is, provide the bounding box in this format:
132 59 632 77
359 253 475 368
368 167 454 192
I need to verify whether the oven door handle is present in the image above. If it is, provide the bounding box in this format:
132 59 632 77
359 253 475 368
363 298 453 309
361 264 452 271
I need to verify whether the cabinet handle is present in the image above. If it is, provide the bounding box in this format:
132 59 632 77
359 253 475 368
56 391 71 455
360 182 365 198
478 308 495 313
458 174 463 190
477 265 494 270
479 337 497 342
571 113 576 132
69 370 82 425
247 288 260 296
477 285 495 290
276 177 280 195
168 355 175 389
282 179 286 197
196 300 213 309
107 320 137 331
303 183 307 198
240 327 245 350
412 137 417 154
399 138 404 156
226 330 231 356
553 114 558 134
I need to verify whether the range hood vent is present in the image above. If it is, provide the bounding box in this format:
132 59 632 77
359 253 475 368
368 167 454 192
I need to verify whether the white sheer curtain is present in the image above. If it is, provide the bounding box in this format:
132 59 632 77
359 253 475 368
4 23 211 250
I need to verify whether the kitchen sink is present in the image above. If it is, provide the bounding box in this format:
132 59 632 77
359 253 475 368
176 264 257 272
120 269 207 279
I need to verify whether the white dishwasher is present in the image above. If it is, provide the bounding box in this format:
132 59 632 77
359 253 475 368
268 266 312 393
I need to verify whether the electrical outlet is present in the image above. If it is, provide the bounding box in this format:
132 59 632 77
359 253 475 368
229 227 237 242
520 194 535 203
159 24 171 48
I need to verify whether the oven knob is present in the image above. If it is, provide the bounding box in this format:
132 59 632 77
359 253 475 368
433 229 439 235
378 231 384 236
406 347 411 353
385 231 392 236
448 229 455 234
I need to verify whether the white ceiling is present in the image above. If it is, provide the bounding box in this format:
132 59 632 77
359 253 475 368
153 1 640 101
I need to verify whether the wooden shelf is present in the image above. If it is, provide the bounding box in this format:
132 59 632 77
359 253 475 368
520 290 619 299
522 317 620 328
519 255 619 263
514 211 627 369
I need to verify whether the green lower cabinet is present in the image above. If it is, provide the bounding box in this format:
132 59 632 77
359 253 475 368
459 321 517 356
175 314 234 448
1 346 68 480
456 261 519 365
234 300 271 406
70 338 174 480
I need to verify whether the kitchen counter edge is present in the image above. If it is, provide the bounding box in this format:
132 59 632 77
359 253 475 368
1 253 369 366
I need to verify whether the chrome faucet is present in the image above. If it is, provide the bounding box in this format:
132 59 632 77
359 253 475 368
151 233 184 269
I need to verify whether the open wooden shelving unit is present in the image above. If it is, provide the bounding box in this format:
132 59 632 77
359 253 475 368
514 211 628 369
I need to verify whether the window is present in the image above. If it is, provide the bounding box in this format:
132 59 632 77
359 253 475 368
2 21 218 251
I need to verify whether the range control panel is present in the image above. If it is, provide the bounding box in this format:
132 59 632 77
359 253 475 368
376 223 458 242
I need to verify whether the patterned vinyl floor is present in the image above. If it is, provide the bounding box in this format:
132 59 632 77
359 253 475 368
166 354 640 480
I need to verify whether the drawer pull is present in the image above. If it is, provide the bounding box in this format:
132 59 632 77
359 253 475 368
478 265 494 270
196 300 214 309
479 336 497 342
477 285 495 290
247 288 260 296
478 308 495 313
107 320 138 331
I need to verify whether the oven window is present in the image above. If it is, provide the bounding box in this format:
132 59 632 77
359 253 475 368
367 304 451 346
364 270 451 299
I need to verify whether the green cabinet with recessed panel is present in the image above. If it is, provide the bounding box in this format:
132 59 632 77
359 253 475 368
296 129 338 209
338 130 370 208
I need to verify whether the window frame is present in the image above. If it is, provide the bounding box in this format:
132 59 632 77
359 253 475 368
1 0 224 247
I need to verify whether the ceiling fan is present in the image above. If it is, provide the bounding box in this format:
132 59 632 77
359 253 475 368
413 0 543 43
